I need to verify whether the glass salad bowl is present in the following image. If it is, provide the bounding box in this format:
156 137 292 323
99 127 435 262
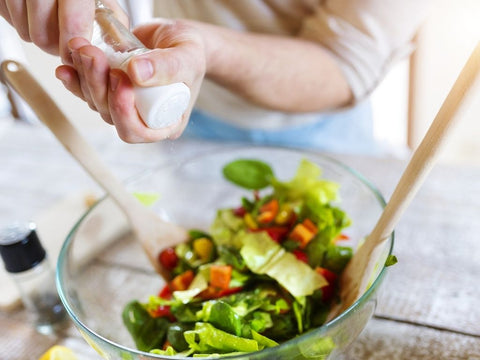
57 145 393 360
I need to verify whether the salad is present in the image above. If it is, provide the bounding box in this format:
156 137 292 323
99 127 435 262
122 158 353 357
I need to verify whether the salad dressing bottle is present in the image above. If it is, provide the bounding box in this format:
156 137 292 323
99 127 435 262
92 0 191 129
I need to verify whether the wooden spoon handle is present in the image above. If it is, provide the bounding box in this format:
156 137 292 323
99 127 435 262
0 60 142 218
369 41 480 247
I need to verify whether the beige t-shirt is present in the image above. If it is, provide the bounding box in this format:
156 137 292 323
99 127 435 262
127 0 430 129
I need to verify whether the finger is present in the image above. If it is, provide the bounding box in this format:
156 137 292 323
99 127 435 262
128 46 202 87
25 0 59 55
69 38 97 111
108 70 147 143
5 0 30 41
56 64 114 125
0 1 12 24
128 22 204 88
58 0 95 64
55 65 85 100
77 44 111 116
99 112 114 125
108 69 180 143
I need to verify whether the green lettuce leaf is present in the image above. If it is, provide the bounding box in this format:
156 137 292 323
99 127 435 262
210 209 247 249
272 159 339 206
240 232 327 298
184 322 259 353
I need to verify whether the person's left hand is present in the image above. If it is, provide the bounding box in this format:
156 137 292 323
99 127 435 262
56 19 207 143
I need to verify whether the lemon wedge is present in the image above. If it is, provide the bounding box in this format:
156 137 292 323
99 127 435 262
38 346 77 360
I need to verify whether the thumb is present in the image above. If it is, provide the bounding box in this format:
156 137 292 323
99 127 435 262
127 20 205 87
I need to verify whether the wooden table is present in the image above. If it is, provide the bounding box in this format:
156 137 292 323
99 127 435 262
0 119 479 359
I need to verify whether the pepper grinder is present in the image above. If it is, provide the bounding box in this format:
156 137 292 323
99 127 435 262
0 222 67 334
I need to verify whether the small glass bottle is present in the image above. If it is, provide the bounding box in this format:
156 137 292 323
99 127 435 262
0 222 67 335
92 0 191 129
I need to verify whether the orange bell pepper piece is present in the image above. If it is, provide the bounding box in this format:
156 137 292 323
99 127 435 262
209 265 232 290
170 270 195 291
290 219 318 249
257 199 279 224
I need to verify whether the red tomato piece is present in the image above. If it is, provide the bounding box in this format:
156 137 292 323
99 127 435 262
292 249 309 263
158 284 173 299
233 206 247 217
249 226 289 242
158 247 179 271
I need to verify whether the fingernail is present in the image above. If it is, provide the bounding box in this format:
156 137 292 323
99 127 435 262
132 58 154 82
110 72 120 91
80 54 93 70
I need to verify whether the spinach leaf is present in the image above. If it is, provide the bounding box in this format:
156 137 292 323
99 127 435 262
202 300 246 337
170 301 203 322
167 322 194 352
323 245 353 273
223 159 274 190
122 301 169 352
262 313 297 341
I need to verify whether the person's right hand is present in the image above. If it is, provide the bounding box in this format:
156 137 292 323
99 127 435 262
0 0 127 64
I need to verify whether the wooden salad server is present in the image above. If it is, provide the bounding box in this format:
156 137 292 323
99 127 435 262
337 42 480 316
0 60 188 279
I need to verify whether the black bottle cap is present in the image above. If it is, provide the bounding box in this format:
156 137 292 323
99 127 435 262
0 222 46 273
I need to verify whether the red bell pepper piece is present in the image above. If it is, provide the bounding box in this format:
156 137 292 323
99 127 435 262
316 267 338 302
150 305 176 322
334 233 350 242
216 286 244 298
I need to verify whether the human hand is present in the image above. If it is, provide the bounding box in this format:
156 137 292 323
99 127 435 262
0 0 127 63
56 19 207 143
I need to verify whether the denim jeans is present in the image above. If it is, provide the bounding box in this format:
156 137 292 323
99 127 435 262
183 100 379 155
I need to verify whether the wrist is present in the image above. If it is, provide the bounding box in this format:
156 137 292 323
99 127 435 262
184 20 228 79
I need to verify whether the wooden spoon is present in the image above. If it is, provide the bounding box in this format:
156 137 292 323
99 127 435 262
0 60 188 279
336 42 480 316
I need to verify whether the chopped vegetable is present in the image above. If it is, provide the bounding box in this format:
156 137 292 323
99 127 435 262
385 254 398 267
158 247 178 271
123 158 354 357
171 270 195 291
209 265 232 290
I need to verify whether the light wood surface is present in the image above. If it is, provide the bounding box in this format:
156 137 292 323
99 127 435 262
0 121 478 359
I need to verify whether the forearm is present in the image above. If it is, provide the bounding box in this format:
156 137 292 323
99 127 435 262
196 22 353 113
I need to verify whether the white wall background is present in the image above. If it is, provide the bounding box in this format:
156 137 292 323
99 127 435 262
410 0 480 166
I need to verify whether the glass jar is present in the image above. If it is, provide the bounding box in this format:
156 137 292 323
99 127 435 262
0 222 67 334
